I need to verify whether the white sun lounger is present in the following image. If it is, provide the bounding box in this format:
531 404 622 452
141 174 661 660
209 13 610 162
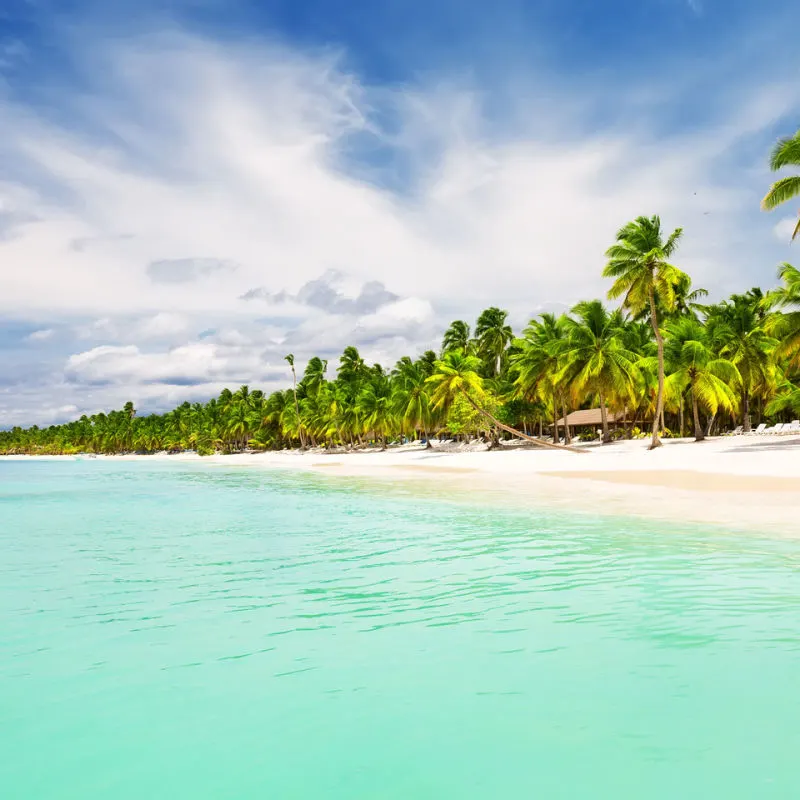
782 420 800 435
750 423 767 435
769 423 786 434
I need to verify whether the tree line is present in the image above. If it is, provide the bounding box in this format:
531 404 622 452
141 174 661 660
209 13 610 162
3 129 800 456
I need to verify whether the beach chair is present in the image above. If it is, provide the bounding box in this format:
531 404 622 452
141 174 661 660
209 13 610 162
749 423 767 435
783 420 800 435
769 423 786 435
728 425 743 436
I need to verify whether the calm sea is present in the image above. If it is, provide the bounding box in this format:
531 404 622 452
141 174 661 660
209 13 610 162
1 459 798 798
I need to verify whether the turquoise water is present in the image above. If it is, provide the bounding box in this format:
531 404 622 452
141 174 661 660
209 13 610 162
1 460 799 798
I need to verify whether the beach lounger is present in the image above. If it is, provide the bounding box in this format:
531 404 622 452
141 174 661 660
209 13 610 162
750 423 767 435
769 423 785 434
783 420 800 435
728 425 743 436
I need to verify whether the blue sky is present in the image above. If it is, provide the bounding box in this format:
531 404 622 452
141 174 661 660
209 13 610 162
1 0 799 426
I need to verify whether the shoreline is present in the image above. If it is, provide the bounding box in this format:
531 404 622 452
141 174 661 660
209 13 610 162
4 434 799 534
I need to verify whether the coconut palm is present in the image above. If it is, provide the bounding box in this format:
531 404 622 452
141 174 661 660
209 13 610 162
441 320 472 355
664 318 739 441
427 352 579 451
706 293 777 431
391 357 435 447
357 375 393 449
474 307 513 377
761 129 800 239
604 215 685 449
511 313 569 444
284 354 306 449
765 262 800 369
302 357 328 396
558 301 641 443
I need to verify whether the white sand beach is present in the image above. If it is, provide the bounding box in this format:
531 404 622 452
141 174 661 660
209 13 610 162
12 433 797 533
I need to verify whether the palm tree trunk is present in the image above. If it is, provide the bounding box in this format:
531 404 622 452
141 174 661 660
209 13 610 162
692 387 704 441
291 368 306 451
648 288 665 450
679 395 685 438
423 425 432 449
552 397 559 444
460 390 585 453
561 398 572 445
742 390 751 432
599 393 610 443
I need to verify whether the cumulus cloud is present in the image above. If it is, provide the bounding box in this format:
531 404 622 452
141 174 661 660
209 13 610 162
65 340 280 387
0 21 798 424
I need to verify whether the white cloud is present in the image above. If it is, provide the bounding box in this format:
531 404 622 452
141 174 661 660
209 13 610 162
64 340 277 386
357 297 434 336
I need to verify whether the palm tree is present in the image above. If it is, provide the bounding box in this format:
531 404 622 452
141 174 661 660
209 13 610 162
427 352 580 452
765 263 800 369
441 320 471 354
474 307 513 376
559 301 641 443
664 318 739 441
671 274 709 320
302 357 328 396
604 215 685 449
761 129 800 239
391 357 434 447
706 293 777 431
284 354 306 449
357 375 393 449
511 313 569 444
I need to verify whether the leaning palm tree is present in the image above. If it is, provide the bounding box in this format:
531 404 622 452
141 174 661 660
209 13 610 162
284 354 306 449
604 215 685 449
427 352 582 452
474 307 514 377
761 129 800 239
558 301 641 443
664 318 740 441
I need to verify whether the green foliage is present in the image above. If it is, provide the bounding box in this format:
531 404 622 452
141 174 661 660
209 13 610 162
445 393 485 437
762 130 800 239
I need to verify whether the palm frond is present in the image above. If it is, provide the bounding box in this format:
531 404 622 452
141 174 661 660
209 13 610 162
761 175 800 211
768 131 800 171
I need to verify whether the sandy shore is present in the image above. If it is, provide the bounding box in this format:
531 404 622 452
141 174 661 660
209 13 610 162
5 434 799 533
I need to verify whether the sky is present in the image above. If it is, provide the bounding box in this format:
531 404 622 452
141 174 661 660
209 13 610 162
1 0 799 426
